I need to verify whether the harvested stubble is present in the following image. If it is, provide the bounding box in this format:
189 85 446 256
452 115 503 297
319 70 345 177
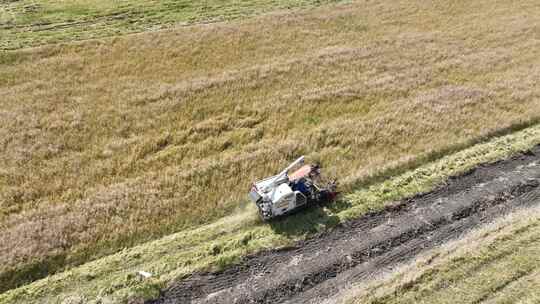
345 206 540 304
1 0 540 292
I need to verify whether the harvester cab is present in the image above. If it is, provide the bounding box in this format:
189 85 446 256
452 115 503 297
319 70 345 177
249 156 337 220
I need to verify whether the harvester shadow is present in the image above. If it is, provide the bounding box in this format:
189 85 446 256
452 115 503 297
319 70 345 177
268 198 352 237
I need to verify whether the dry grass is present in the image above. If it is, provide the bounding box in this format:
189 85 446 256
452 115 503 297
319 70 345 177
2 124 539 304
1 0 540 292
343 205 540 304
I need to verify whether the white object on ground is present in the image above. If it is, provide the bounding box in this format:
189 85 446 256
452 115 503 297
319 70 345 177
137 270 152 278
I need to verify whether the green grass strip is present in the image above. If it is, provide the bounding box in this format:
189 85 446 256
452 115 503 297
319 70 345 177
2 124 540 304
1 0 348 50
344 207 540 304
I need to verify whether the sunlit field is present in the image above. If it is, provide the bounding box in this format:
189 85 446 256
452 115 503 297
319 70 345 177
346 206 540 304
1 0 539 296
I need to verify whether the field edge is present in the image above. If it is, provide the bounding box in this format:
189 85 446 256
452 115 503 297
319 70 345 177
342 204 540 304
1 124 540 304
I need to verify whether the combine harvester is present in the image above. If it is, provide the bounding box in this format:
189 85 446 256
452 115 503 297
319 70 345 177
249 156 337 220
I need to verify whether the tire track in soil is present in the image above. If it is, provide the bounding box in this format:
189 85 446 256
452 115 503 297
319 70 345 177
148 146 540 304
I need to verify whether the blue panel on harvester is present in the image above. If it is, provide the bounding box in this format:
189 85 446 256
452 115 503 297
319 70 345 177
292 180 310 196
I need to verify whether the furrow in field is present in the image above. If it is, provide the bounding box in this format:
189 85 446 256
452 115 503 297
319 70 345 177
148 147 540 304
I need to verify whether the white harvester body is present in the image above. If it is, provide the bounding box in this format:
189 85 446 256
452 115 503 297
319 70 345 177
249 156 336 220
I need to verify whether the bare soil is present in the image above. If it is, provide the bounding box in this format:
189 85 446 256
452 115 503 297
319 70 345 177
3 0 540 291
147 145 540 304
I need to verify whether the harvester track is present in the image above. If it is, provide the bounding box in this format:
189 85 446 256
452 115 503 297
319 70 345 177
148 146 540 304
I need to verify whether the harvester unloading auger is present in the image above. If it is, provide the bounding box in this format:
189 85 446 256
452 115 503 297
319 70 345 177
249 156 337 220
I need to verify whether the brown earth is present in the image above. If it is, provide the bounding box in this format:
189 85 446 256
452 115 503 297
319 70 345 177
148 146 540 304
2 0 540 290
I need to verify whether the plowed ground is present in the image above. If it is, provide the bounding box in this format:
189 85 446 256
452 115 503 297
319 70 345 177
149 146 540 304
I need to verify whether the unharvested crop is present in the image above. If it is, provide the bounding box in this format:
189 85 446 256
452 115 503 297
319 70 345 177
2 120 540 304
1 0 540 293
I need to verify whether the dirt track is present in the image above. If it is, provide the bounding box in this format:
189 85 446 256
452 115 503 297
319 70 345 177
148 146 540 304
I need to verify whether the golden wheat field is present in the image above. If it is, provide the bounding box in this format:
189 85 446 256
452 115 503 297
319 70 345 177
1 0 540 294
